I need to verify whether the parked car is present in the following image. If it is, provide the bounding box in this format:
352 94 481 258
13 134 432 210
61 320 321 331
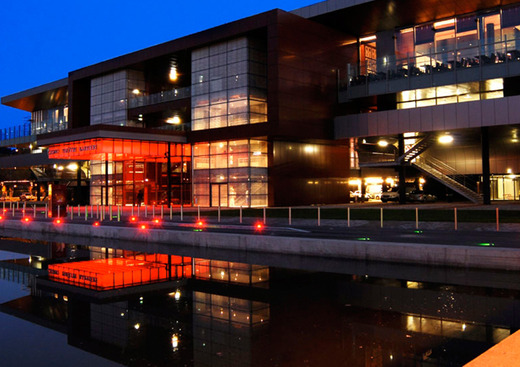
381 186 414 203
381 187 399 202
20 192 37 201
408 190 437 203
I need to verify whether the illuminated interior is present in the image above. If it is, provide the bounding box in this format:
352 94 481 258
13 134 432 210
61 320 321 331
397 79 503 109
191 37 267 131
48 138 191 206
193 139 268 207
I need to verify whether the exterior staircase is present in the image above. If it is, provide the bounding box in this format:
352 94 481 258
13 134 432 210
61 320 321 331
358 133 483 203
413 157 483 203
397 133 436 164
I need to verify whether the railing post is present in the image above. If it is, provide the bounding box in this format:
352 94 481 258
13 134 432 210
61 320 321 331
197 206 200 221
454 207 458 231
180 204 183 221
263 207 266 224
380 207 383 228
33 204 36 218
240 206 243 224
58 205 60 218
347 207 350 228
415 207 419 229
170 204 173 220
318 206 321 226
218 206 221 223
161 205 164 219
496 207 499 232
289 207 292 226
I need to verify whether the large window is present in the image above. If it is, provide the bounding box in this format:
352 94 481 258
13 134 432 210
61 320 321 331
397 79 503 109
31 105 68 134
193 139 268 207
191 37 267 131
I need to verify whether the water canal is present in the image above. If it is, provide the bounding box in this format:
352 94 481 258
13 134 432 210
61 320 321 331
0 236 519 366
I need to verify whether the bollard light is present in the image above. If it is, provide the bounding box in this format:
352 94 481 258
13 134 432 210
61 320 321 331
153 218 161 225
53 218 63 225
93 221 101 227
21 217 31 223
254 222 264 231
130 216 138 223
140 224 148 230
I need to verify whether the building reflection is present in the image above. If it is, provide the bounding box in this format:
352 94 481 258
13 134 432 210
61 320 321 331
0 239 519 366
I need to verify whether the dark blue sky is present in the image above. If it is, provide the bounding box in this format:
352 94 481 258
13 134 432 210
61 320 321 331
0 0 317 130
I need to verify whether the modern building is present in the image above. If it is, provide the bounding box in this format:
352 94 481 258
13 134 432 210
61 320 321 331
3 0 520 206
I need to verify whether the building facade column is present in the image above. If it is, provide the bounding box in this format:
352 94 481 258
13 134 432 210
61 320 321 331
481 127 491 205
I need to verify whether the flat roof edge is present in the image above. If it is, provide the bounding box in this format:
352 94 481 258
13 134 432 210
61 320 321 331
291 0 374 18
1 78 68 104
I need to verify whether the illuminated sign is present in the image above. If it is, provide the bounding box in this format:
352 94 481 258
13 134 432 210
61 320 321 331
47 138 179 160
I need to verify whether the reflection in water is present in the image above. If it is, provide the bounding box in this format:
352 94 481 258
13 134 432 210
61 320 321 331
0 238 518 366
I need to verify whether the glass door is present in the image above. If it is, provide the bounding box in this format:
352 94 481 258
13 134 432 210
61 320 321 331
211 184 228 207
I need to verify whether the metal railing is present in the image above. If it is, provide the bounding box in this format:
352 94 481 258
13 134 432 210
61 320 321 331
343 38 520 89
0 122 32 142
128 87 191 108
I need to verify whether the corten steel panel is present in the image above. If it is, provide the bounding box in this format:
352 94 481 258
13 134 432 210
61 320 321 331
269 140 349 206
267 11 355 141
481 99 496 126
495 99 509 126
442 104 456 131
455 103 470 130
69 79 91 128
508 95 520 125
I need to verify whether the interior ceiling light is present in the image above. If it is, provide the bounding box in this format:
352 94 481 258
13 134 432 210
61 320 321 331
377 140 389 147
438 134 454 144
359 35 376 42
166 115 181 125
169 58 179 82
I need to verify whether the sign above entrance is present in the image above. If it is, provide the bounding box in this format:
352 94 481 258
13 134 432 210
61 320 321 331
47 138 188 160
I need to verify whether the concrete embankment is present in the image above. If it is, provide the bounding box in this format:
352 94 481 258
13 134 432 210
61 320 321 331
3 219 520 271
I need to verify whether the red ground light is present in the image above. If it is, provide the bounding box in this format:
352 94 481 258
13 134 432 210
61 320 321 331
93 221 101 227
129 216 138 222
53 218 63 225
254 222 264 231
21 217 31 223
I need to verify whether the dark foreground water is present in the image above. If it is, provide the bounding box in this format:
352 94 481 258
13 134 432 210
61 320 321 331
0 237 519 367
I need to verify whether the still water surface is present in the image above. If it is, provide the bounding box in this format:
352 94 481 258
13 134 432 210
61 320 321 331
0 238 518 367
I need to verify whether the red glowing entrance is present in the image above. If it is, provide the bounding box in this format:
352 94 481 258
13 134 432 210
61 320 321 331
47 138 191 206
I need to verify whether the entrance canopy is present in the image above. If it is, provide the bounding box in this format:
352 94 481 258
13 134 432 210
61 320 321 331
47 138 190 161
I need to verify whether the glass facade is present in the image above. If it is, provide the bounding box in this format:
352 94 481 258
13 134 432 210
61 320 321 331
31 105 68 134
88 140 191 206
191 37 267 131
397 79 504 109
192 139 268 207
350 4 520 85
90 70 145 127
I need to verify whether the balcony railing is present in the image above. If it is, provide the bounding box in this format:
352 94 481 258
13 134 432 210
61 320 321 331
342 38 520 93
0 122 32 142
129 87 191 108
